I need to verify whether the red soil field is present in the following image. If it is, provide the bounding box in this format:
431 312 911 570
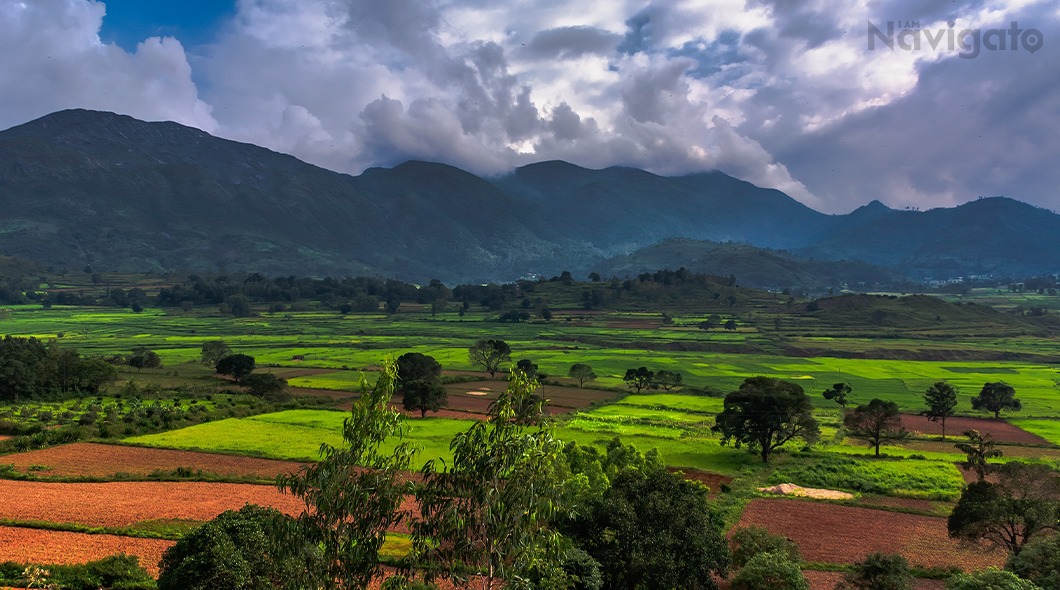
0 526 172 576
737 498 1003 571
901 414 1050 445
0 442 308 479
0 480 305 528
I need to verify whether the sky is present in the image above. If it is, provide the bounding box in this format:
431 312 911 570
1 0 1058 214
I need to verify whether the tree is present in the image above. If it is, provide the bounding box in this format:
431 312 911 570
623 366 656 393
923 381 959 440
467 338 510 378
822 382 852 408
216 353 256 382
402 379 447 418
516 358 541 381
127 347 161 371
835 553 913 590
395 352 446 418
1006 534 1060 589
947 568 1043 590
404 370 566 590
712 377 820 463
948 462 1060 556
729 526 800 569
157 504 300 590
730 552 809 590
655 370 683 391
844 399 909 458
395 352 442 384
240 373 291 402
568 363 597 388
200 340 231 368
724 319 738 331
972 382 1021 419
568 465 730 590
277 359 416 590
955 429 1003 482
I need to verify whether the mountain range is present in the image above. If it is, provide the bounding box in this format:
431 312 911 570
1 109 1058 286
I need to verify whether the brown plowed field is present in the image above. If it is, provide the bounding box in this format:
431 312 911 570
0 443 309 478
0 480 305 528
737 498 1003 570
0 526 172 576
901 414 1051 445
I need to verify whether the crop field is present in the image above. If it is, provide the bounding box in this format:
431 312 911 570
4 306 1060 417
0 442 307 479
737 498 1004 570
3 296 1060 581
0 526 172 576
0 480 304 529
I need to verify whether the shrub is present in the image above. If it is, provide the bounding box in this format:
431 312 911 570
836 553 914 590
157 504 300 590
730 552 809 590
1006 535 1060 590
946 568 1042 590
730 526 800 568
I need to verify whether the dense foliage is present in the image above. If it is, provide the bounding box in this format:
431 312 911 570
0 336 116 401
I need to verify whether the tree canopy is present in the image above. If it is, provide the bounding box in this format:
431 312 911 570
623 367 656 393
844 398 908 458
568 363 597 387
216 353 256 382
948 462 1060 556
712 377 819 462
822 382 852 408
467 339 511 377
972 382 1021 419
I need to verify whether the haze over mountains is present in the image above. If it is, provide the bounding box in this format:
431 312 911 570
1 109 1058 286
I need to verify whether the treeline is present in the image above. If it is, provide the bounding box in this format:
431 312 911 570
4 267 754 315
0 336 117 402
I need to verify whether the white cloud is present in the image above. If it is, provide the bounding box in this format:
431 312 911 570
0 0 214 132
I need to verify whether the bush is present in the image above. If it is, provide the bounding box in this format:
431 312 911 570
0 555 154 590
836 553 914 590
730 552 809 590
157 504 300 590
730 526 800 568
947 568 1042 590
1006 535 1060 590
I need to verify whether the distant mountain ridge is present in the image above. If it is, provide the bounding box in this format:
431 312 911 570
1 109 1058 285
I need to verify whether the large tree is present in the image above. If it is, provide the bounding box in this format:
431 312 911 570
467 338 511 378
404 371 566 590
569 465 731 590
216 353 255 382
844 398 909 458
712 377 820 463
277 360 416 590
972 382 1022 419
396 352 446 418
127 346 161 371
200 340 231 368
923 381 959 440
655 370 683 391
623 367 656 393
568 363 597 388
948 462 1060 556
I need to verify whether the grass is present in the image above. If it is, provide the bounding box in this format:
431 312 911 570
769 453 966 500
1008 418 1060 446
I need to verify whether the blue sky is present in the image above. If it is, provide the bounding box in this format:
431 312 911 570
1 0 1058 214
97 0 234 51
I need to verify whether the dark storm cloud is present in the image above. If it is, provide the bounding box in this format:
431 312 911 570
521 25 622 60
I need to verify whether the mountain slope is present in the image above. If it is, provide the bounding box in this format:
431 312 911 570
1 109 1058 283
